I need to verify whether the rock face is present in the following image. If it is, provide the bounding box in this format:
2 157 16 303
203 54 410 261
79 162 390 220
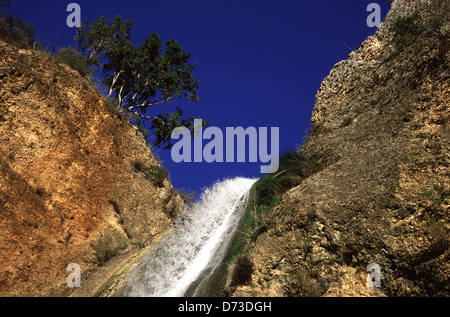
231 0 449 297
0 39 184 296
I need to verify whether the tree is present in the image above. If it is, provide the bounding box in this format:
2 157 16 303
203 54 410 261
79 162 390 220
75 16 208 149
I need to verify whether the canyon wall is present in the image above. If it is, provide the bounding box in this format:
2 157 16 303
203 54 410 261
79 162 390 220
0 39 183 296
230 0 449 297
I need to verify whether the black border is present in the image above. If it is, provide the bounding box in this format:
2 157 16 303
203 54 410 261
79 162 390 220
1 296 447 315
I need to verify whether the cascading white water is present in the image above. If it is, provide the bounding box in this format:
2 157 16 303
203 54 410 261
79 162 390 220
123 177 257 297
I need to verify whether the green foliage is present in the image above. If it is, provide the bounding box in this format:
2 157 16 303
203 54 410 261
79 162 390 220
391 13 426 37
390 12 426 47
0 13 36 48
421 183 449 216
228 176 279 260
150 107 209 150
229 150 322 259
254 176 280 207
262 149 322 199
273 149 321 179
303 241 314 254
219 148 323 295
92 232 127 266
131 160 146 173
132 160 168 187
75 16 133 69
75 15 206 148
143 165 169 187
55 46 92 78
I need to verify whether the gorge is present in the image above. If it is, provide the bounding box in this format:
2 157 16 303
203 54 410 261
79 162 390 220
0 0 448 298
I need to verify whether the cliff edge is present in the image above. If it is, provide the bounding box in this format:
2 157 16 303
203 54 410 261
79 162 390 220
0 39 184 296
230 0 449 297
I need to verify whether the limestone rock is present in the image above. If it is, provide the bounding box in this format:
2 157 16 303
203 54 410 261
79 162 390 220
232 0 449 297
0 40 184 296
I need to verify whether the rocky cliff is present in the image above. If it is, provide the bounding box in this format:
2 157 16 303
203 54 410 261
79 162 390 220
230 0 449 297
0 39 183 296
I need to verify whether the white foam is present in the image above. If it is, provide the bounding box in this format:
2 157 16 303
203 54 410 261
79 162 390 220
124 177 257 297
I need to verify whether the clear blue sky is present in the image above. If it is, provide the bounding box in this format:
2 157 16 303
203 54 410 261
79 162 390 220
6 0 390 194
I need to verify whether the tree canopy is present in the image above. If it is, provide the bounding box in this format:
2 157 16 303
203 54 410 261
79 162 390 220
75 15 208 149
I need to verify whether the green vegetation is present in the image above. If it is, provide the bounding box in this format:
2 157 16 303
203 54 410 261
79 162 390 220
132 161 169 187
230 149 322 259
143 165 169 187
303 241 314 255
213 148 323 295
254 176 280 207
92 232 127 266
0 1 37 49
391 12 425 36
274 149 321 179
54 46 92 78
75 15 208 149
421 183 449 216
389 7 446 48
1 2 208 149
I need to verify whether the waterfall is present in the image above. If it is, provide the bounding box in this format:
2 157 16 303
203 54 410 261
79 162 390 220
123 177 257 297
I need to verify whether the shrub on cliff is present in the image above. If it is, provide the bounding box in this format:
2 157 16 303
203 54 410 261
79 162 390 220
0 12 36 49
390 12 425 39
231 150 323 257
55 46 92 78
92 232 127 266
143 165 169 187
254 176 279 207
275 149 321 179
421 183 449 217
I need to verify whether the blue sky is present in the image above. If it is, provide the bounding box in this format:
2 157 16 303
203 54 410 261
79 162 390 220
6 0 390 194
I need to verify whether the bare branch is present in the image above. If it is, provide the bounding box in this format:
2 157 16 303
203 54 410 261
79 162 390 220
107 70 123 98
129 110 165 126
